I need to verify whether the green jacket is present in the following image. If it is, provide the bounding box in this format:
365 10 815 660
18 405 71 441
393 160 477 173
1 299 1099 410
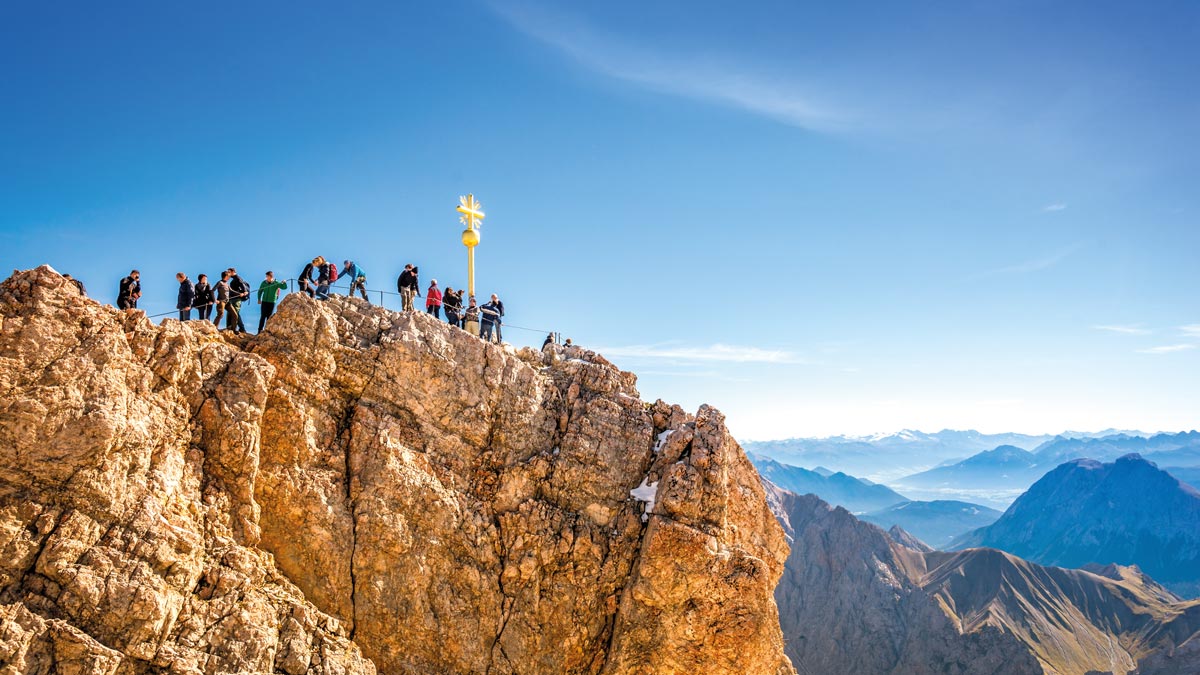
257 280 288 303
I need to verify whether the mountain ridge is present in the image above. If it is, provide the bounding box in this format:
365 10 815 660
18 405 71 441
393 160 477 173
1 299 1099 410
768 483 1200 675
953 454 1200 598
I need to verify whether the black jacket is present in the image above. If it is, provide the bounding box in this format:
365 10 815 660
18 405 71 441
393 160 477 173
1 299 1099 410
193 281 213 308
317 263 331 283
177 279 196 309
229 275 250 301
397 269 419 292
118 276 140 302
299 263 315 283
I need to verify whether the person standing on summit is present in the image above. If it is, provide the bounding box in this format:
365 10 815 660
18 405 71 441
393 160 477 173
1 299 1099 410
298 258 317 298
117 269 140 310
315 257 332 300
397 264 420 311
343 260 369 302
490 293 505 343
256 271 288 332
425 279 442 318
480 295 501 342
176 272 195 320
226 268 250 334
443 286 462 327
193 274 214 321
213 271 230 328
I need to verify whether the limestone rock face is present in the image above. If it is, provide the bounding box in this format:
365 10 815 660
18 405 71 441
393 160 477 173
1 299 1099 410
0 266 794 675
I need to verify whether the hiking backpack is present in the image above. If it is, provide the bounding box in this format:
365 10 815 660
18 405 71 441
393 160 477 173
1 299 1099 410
328 263 339 282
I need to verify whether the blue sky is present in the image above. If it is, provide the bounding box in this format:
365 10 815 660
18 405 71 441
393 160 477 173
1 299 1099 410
2 1 1197 439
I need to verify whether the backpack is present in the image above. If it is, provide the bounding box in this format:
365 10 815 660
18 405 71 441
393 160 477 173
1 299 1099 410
328 263 339 282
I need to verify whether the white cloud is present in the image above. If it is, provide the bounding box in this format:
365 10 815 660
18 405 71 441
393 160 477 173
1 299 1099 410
1043 203 1068 212
1181 325 1200 338
967 243 1083 280
1137 344 1197 355
596 343 808 364
1093 324 1151 336
487 2 845 132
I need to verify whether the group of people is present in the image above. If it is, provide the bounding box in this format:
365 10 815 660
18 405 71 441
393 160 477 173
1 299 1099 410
113 259 509 344
150 268 287 334
296 257 368 302
398 264 506 342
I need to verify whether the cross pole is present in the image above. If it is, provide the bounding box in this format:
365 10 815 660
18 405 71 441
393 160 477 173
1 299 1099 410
457 194 485 297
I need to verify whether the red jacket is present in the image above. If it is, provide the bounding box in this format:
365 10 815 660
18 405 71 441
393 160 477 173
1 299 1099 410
426 286 443 307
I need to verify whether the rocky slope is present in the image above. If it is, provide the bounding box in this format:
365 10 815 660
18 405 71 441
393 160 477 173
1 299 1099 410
953 454 1200 598
768 485 1200 675
0 267 795 675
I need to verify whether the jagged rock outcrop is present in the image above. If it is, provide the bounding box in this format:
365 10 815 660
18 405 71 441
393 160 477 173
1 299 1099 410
0 266 794 675
768 484 1200 675
886 525 933 553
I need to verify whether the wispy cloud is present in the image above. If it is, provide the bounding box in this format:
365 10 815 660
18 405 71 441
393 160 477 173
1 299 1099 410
596 343 809 364
967 243 1083 281
1137 344 1197 355
1093 324 1152 336
1181 325 1200 338
487 2 845 132
1043 203 1068 212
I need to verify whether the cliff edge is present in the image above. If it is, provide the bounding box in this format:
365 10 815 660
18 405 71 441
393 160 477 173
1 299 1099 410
0 266 795 675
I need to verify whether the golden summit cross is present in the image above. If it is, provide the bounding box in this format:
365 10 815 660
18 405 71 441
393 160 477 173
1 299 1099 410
457 194 485 297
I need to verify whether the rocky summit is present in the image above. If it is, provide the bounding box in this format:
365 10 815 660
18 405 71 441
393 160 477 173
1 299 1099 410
0 266 795 675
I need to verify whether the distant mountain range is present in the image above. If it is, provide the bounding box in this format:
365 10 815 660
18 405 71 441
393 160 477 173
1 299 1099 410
744 429 1056 481
749 454 908 513
768 485 1200 675
861 499 1002 548
895 432 1200 504
752 454 1002 545
953 454 1200 598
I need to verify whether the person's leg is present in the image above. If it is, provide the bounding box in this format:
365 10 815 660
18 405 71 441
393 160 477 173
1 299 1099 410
258 301 274 332
214 302 224 327
179 309 189 321
356 279 369 301
495 323 502 343
229 301 244 333
481 322 492 341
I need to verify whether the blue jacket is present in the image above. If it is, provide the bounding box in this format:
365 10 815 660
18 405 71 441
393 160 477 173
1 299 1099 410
177 279 195 309
480 301 501 325
345 262 364 280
